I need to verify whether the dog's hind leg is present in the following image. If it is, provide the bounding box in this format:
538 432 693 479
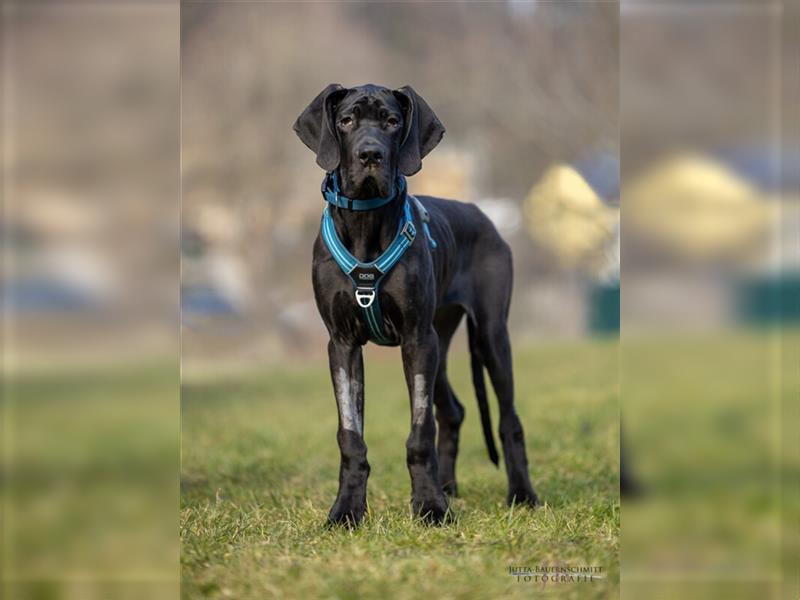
433 306 466 496
433 375 465 496
477 321 538 506
326 340 370 526
472 250 539 507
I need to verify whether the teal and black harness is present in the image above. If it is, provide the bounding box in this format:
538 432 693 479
320 172 437 345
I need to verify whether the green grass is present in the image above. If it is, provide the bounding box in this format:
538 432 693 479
3 365 179 599
620 330 791 599
181 339 620 599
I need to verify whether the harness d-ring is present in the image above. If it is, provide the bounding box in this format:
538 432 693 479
355 288 376 308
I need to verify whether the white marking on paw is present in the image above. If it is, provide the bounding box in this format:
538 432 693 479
412 374 429 425
335 367 362 434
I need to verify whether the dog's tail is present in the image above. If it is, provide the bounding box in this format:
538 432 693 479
467 317 499 467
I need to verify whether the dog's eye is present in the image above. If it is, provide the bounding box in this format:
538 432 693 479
386 116 400 127
339 116 353 128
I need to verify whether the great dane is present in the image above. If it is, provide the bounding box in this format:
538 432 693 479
294 83 538 525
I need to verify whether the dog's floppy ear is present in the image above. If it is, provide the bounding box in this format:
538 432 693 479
293 84 348 171
393 86 446 176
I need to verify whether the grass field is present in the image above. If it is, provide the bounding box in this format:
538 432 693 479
3 365 179 599
620 330 791 599
181 339 620 599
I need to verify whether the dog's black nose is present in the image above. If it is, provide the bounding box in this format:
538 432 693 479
358 147 383 166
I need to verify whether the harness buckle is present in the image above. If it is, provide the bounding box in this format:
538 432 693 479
411 195 431 223
355 287 376 308
401 221 416 243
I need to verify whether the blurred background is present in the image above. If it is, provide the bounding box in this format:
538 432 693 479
3 0 798 599
620 2 797 599
180 1 621 373
2 3 179 599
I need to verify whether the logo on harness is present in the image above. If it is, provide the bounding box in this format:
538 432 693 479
358 273 375 281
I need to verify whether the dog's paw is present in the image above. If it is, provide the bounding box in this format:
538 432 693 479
412 495 450 525
327 499 366 528
507 487 539 508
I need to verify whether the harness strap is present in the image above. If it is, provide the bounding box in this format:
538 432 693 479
320 173 437 345
321 200 416 345
410 194 438 249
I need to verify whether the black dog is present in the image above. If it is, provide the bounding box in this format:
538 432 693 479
294 84 538 525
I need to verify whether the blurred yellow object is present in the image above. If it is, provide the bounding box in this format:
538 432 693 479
524 164 618 271
625 153 776 261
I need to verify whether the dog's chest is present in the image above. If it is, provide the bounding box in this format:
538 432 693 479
313 257 409 345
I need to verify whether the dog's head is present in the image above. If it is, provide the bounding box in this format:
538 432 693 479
293 84 445 199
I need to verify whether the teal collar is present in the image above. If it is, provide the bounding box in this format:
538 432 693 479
321 171 406 211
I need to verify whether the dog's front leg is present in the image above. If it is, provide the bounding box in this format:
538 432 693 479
401 328 449 523
327 339 369 527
